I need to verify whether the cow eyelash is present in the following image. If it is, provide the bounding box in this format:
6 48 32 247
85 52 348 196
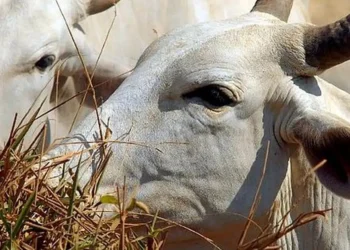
183 85 235 108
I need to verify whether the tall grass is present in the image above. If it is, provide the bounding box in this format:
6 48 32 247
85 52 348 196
0 110 330 249
0 109 169 249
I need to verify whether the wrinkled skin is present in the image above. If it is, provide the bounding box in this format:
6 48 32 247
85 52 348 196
47 11 350 250
54 0 309 144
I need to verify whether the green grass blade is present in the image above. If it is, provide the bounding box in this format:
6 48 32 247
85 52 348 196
100 195 119 205
65 153 83 250
11 191 36 239
151 209 159 232
11 99 46 151
67 153 82 219
1 240 18 250
0 210 11 235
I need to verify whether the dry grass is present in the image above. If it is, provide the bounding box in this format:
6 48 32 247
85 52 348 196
0 109 169 250
0 111 330 249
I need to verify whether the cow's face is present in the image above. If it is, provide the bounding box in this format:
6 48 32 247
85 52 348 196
57 14 302 224
115 15 295 223
0 0 116 146
49 1 350 245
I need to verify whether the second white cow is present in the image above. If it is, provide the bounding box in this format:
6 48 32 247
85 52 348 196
0 0 126 148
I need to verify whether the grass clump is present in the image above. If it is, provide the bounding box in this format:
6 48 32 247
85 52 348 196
0 108 330 250
0 108 169 250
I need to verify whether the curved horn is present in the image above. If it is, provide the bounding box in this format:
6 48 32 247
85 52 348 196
251 0 294 22
86 0 119 15
303 15 350 71
61 0 119 23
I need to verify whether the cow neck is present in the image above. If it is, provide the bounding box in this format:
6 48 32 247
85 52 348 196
272 145 350 249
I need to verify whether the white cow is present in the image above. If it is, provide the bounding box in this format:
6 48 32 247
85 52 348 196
0 0 126 148
29 0 350 143
53 0 310 140
44 0 350 249
53 0 350 145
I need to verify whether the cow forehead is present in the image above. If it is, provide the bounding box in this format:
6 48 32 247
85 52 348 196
0 0 23 17
0 1 58 19
0 1 64 67
0 1 65 34
131 13 286 95
138 13 283 67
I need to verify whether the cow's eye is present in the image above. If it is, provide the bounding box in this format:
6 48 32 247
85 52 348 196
183 85 234 108
35 55 56 71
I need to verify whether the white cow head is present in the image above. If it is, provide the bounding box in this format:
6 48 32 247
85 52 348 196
0 0 126 147
47 0 350 248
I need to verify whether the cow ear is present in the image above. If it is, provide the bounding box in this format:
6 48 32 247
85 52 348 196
289 111 350 199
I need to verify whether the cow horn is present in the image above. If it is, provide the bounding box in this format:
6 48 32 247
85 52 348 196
251 0 294 22
303 14 350 72
85 0 119 15
61 0 119 23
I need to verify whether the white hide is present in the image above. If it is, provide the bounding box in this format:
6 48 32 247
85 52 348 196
48 0 310 141
0 0 123 147
46 9 350 250
79 0 350 95
79 0 309 69
0 0 71 147
52 0 309 139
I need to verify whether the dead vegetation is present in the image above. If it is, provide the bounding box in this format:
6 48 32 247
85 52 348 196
0 109 170 249
0 109 330 249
